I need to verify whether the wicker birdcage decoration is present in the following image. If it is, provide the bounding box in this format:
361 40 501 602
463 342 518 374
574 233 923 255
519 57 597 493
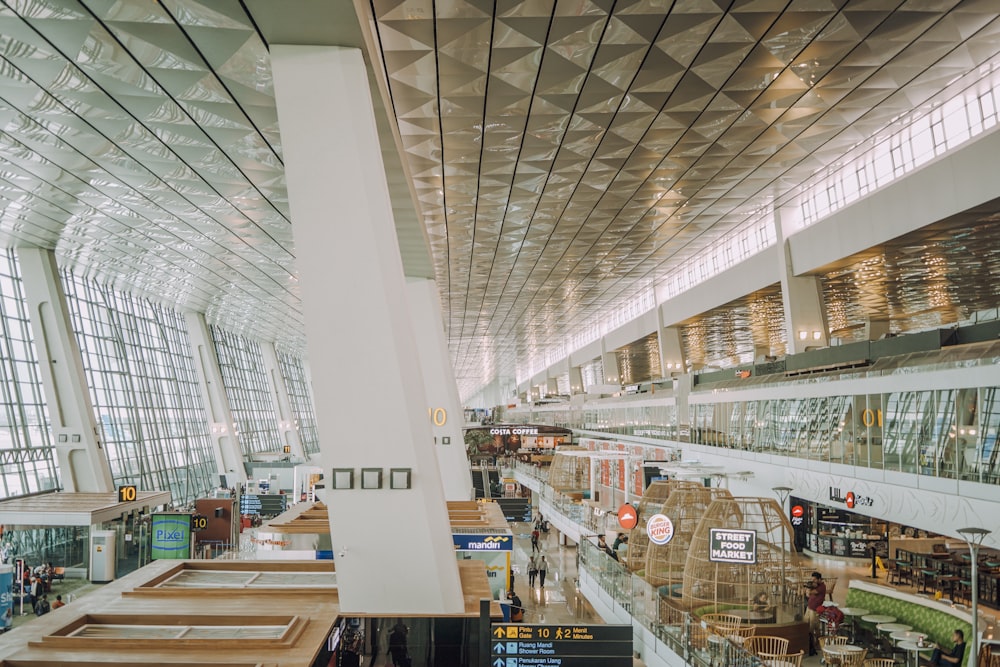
546 451 589 491
682 497 801 618
644 486 733 592
626 479 702 572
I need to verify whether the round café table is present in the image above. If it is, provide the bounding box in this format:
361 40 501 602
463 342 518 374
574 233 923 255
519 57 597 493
898 640 932 667
874 621 909 655
891 630 927 644
839 607 870 642
823 644 865 665
862 614 896 624
860 614 895 643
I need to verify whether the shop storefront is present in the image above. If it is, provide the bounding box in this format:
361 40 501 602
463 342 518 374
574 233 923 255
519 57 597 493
789 496 888 560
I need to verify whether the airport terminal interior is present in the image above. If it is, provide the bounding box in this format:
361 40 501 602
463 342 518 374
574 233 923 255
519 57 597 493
0 0 998 666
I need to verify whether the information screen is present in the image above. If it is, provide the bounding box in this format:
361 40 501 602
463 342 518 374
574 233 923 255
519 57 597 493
239 493 287 516
490 624 632 667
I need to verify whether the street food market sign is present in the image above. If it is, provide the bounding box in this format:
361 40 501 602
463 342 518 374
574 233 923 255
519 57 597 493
709 528 757 564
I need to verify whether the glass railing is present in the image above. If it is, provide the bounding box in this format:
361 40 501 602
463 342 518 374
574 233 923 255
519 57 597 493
577 537 764 667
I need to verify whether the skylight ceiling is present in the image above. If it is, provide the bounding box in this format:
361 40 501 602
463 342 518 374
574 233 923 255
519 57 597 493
365 0 1000 396
0 1 998 400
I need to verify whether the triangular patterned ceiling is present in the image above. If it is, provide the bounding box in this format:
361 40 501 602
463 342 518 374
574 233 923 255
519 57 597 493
366 0 1000 396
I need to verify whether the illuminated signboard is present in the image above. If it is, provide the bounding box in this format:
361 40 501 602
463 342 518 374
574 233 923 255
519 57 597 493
452 534 513 551
491 624 632 667
709 528 756 564
151 513 191 559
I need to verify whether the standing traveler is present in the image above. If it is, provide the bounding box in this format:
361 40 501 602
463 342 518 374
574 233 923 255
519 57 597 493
530 528 540 552
527 555 538 588
33 594 49 616
804 572 826 655
537 556 548 588
387 623 410 667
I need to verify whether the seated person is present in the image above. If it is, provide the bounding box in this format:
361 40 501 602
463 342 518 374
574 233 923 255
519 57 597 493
923 629 966 666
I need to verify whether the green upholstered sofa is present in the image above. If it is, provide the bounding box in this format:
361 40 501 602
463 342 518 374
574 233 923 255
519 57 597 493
845 581 974 667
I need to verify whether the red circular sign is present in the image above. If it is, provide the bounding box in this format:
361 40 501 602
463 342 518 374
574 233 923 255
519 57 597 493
791 505 804 518
845 492 855 509
618 504 638 530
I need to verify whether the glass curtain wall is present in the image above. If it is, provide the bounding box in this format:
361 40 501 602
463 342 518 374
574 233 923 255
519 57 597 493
62 271 217 504
0 250 59 497
275 348 319 456
210 327 281 457
691 387 1000 484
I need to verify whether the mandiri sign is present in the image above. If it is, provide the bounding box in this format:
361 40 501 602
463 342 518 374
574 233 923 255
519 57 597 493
708 528 756 564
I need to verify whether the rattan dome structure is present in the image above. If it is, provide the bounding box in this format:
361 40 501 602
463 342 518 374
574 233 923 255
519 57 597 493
682 496 801 617
627 479 704 572
644 486 733 589
546 450 589 491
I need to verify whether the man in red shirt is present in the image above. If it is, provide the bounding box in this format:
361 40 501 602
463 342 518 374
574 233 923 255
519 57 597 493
804 571 826 655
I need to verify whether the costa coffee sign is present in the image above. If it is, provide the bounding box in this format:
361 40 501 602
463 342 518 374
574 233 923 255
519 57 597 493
647 514 674 545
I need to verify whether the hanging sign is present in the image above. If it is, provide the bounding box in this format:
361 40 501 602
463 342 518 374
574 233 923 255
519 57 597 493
617 504 637 530
647 514 674 545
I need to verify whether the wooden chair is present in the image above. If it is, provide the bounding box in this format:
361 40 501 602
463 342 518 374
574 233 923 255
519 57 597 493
862 659 898 667
728 624 756 641
765 651 804 667
821 636 850 667
840 649 867 667
700 612 742 635
745 635 790 657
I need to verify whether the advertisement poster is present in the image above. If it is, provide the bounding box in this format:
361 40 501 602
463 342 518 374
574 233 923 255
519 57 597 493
151 513 192 559
617 458 626 491
601 460 610 486
0 564 12 630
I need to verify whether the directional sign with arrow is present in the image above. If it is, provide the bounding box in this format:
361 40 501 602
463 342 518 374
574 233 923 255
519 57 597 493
490 624 633 667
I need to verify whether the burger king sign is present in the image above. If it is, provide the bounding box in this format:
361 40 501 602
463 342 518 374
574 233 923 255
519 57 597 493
647 513 674 545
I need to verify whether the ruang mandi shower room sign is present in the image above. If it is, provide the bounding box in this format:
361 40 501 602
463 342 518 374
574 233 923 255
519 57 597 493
708 528 757 564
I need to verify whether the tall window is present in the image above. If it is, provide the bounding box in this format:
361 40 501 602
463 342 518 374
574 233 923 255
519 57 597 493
276 348 319 456
211 327 281 456
62 272 216 504
0 250 59 497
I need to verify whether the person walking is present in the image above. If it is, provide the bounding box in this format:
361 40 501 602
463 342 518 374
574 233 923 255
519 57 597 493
537 555 548 588
387 623 410 667
527 555 538 588
530 527 540 552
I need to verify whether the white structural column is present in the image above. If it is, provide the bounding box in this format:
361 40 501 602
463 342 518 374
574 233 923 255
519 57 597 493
568 367 584 395
271 45 464 613
15 247 114 493
656 306 687 375
601 340 620 385
775 204 830 354
259 343 306 461
184 312 247 485
406 278 473 501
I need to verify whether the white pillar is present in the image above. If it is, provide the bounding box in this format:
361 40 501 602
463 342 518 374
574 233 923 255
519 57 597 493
15 247 114 493
775 204 830 353
184 312 247 485
260 343 306 460
546 377 559 396
601 343 620 385
656 306 687 376
406 278 474 501
271 44 464 614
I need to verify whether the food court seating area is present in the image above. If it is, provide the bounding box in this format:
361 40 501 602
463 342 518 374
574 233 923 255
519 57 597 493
825 581 975 667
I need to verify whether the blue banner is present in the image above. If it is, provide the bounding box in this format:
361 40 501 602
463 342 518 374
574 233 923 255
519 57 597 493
0 565 12 630
452 534 513 551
